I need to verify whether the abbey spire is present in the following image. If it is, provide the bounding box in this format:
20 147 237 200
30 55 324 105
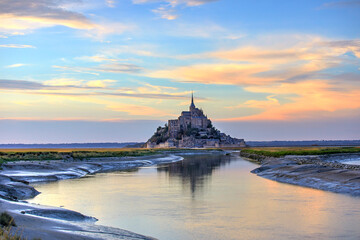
190 92 195 111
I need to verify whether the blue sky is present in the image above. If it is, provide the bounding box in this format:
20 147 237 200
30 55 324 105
0 0 359 143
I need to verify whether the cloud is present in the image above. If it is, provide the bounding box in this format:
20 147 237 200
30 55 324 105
147 63 278 85
133 0 218 7
147 36 360 86
221 80 360 121
106 103 172 116
53 62 142 75
0 0 94 35
0 44 35 48
133 0 218 20
227 95 280 109
43 78 85 87
142 34 360 122
180 0 219 6
86 80 116 88
0 79 106 90
76 55 122 62
0 79 46 90
152 6 178 20
30 91 192 100
81 21 133 40
0 79 192 100
137 83 178 94
105 0 116 8
4 63 27 68
0 0 132 39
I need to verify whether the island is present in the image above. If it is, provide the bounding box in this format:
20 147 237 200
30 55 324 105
146 93 246 148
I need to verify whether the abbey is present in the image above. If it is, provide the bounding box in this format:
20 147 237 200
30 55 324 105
168 93 210 138
146 94 246 148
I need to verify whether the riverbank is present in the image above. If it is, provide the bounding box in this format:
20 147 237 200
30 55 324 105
240 148 360 196
0 153 186 240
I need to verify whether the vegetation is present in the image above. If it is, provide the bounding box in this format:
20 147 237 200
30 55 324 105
0 228 23 240
0 212 24 240
0 148 223 168
0 149 157 163
0 212 16 227
149 125 169 144
242 147 360 158
185 127 200 137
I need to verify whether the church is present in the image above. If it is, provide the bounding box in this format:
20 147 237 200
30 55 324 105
168 93 210 138
146 93 246 148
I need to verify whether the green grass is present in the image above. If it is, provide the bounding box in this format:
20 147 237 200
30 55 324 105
242 147 360 158
0 148 221 166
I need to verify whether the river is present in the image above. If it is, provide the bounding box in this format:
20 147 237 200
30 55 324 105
28 153 360 240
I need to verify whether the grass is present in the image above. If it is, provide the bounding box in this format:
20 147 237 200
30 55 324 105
0 148 221 166
0 212 16 228
0 212 21 240
241 146 360 158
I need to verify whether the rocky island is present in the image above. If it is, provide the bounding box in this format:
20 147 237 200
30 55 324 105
146 94 246 148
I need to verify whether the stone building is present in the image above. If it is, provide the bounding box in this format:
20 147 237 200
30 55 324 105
146 93 246 149
168 93 210 138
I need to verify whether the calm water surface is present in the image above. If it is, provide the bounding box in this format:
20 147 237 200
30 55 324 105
29 153 360 240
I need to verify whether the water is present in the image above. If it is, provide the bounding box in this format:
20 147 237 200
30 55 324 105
29 153 360 240
343 158 360 165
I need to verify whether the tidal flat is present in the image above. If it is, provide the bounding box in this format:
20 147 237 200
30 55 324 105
0 148 360 239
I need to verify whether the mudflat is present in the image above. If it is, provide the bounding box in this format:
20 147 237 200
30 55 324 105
241 151 360 196
0 154 184 240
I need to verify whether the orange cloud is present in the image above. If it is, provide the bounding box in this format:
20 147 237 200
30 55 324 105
220 80 360 121
227 95 280 109
147 63 279 85
154 36 359 87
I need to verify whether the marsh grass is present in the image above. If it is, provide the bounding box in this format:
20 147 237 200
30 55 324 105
0 226 40 240
0 148 220 165
0 212 21 240
242 147 360 157
0 212 16 227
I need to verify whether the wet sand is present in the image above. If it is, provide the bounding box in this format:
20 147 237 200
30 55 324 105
241 152 360 196
0 154 183 240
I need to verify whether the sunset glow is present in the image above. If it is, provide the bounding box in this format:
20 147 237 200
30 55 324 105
1 0 359 143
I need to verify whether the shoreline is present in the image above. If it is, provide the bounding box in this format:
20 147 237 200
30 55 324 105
2 149 360 239
240 151 360 196
0 153 186 240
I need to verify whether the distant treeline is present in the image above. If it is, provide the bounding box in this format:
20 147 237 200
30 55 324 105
0 142 144 149
246 140 360 147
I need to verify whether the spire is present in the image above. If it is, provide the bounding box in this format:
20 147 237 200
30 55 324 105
190 91 195 110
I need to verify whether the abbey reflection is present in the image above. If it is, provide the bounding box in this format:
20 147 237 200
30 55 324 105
157 153 235 195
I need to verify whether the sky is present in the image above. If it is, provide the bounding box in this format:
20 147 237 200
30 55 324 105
0 0 359 143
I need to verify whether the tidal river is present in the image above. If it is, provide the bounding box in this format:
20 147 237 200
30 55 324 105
29 153 360 240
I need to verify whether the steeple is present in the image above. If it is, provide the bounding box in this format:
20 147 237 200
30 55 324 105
190 91 195 110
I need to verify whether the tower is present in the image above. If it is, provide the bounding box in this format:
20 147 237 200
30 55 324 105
190 92 195 111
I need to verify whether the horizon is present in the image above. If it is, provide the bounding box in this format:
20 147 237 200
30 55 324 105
1 139 360 145
0 118 359 144
1 0 359 143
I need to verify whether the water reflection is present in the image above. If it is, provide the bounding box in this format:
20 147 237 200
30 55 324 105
157 153 234 195
28 153 360 240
